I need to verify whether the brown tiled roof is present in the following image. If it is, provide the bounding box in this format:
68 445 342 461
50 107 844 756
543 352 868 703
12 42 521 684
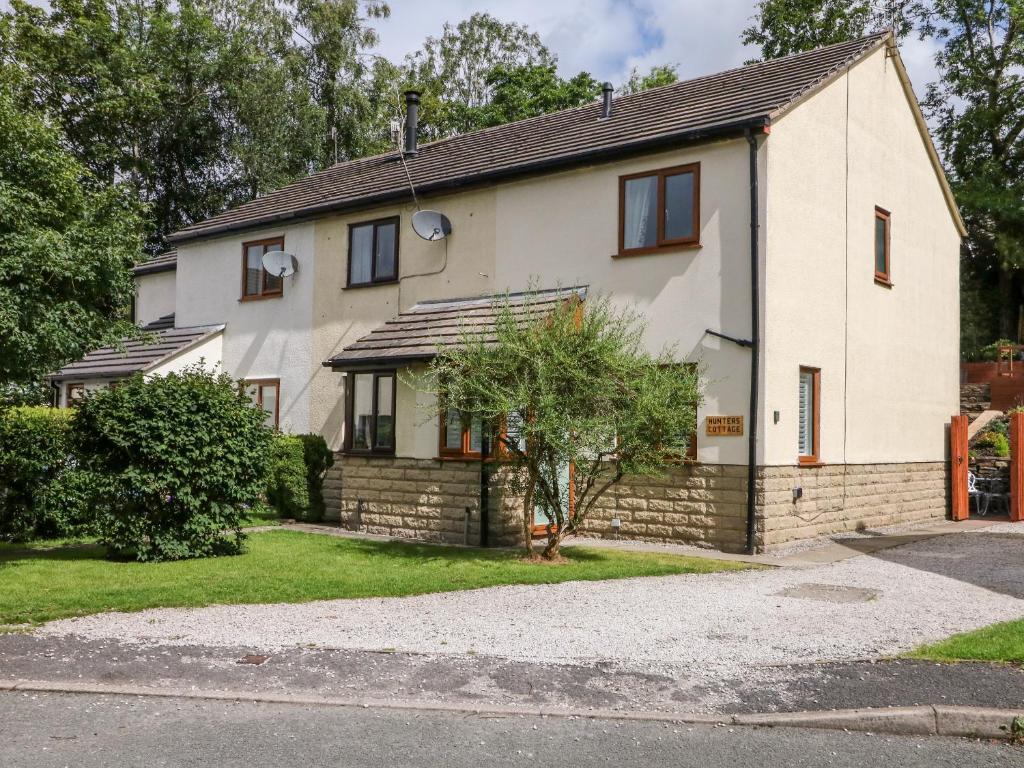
49 314 224 381
132 250 177 276
325 287 588 368
170 34 890 244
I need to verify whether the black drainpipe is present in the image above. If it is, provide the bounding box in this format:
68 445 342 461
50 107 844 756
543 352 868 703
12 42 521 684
745 127 762 555
479 430 490 547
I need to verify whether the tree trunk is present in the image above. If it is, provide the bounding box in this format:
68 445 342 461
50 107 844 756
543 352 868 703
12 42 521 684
521 478 535 557
998 265 1018 340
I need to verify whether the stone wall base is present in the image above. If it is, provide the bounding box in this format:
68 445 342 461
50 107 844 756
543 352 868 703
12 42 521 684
324 455 950 553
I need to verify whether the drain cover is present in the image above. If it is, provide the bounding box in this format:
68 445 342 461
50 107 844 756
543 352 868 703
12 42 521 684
773 583 880 604
236 654 270 665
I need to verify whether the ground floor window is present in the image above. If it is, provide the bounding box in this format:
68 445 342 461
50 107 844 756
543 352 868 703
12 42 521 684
439 410 491 458
66 382 85 407
345 371 395 453
243 379 280 429
798 366 820 464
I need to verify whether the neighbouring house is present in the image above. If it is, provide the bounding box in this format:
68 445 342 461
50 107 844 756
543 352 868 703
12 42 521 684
56 32 965 552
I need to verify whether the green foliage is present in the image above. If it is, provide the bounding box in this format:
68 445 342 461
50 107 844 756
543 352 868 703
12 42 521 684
741 0 912 60
960 277 1003 359
72 366 273 561
470 64 602 128
976 338 1018 362
618 64 679 95
297 432 334 521
0 89 142 387
267 435 310 520
423 291 702 558
974 430 1010 456
0 406 87 541
265 433 334 521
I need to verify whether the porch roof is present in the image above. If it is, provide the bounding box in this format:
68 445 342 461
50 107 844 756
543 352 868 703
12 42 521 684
324 286 587 369
49 314 224 382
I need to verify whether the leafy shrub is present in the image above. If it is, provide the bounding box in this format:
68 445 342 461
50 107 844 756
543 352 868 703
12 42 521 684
978 338 1019 362
987 418 1009 437
974 430 1010 458
267 435 310 520
297 433 334 521
0 406 91 540
265 433 334 522
73 367 273 561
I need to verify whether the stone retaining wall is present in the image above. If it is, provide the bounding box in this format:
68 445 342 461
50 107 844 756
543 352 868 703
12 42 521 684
757 462 949 550
324 455 950 552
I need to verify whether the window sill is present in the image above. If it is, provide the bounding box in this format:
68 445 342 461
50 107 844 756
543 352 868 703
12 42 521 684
239 292 284 302
345 279 399 290
613 242 702 259
341 449 396 458
874 276 894 289
436 454 492 462
798 458 825 468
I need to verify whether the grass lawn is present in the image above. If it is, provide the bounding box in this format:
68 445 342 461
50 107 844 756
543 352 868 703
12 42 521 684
907 618 1024 664
0 530 752 626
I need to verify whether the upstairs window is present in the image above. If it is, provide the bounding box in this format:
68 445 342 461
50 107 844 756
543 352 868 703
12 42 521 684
242 238 285 300
619 163 700 256
244 379 280 429
874 207 891 285
348 217 399 287
346 371 395 453
798 367 820 465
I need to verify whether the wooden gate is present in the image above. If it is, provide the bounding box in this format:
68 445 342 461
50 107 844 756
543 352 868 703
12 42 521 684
1011 411 1024 522
950 414 969 521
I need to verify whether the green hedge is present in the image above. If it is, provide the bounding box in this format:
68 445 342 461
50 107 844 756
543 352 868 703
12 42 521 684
0 406 92 541
74 367 273 561
266 433 334 522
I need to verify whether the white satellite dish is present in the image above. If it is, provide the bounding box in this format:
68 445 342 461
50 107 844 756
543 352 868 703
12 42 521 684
262 250 298 278
412 210 453 241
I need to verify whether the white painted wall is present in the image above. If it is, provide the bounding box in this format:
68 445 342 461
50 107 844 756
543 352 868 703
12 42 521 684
762 45 961 465
174 223 315 434
134 270 176 326
146 330 223 377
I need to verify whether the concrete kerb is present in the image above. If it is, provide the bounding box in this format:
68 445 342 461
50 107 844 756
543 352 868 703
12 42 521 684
1 679 1020 740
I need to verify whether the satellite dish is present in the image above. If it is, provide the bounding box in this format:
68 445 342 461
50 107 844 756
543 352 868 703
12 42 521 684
262 250 298 278
412 210 453 241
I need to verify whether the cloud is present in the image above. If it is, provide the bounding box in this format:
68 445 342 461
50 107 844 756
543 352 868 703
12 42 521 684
374 0 940 95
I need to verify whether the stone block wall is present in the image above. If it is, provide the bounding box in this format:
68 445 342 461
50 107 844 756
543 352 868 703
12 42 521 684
756 462 949 550
324 454 950 552
323 455 483 544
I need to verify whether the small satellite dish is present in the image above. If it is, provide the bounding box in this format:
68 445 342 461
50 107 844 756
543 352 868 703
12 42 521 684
262 250 298 278
412 210 453 241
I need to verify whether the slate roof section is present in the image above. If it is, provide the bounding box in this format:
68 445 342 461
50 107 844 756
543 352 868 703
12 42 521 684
49 314 224 381
132 250 177 276
170 34 890 244
325 286 588 369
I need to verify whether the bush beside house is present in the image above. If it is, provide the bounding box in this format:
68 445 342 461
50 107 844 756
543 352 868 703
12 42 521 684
0 406 91 541
265 433 335 522
73 366 273 561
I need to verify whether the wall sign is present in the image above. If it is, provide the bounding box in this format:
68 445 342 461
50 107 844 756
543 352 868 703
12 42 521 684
706 415 744 436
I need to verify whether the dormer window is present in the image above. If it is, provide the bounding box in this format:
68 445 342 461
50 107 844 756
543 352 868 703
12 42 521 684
618 163 700 257
348 217 399 287
241 237 285 300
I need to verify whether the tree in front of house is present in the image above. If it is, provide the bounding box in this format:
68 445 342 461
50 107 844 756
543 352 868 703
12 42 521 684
0 89 143 393
618 64 679 95
426 292 702 560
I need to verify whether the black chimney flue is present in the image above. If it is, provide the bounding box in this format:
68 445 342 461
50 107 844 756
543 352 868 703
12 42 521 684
601 82 613 118
403 90 420 156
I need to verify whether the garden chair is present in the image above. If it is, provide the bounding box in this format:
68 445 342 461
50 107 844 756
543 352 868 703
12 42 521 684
987 477 1011 516
968 471 990 516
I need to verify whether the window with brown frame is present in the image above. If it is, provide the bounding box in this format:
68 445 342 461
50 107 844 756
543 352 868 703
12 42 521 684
344 371 396 453
874 207 891 285
348 217 399 287
439 409 493 459
66 382 85 407
618 163 700 256
241 237 285 300
797 366 820 465
243 378 281 429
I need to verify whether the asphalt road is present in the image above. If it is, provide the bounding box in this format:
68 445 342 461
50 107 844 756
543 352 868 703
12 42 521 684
2 691 1021 768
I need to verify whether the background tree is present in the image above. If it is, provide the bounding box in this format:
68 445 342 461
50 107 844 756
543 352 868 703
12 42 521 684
920 0 1024 344
426 293 701 560
0 90 143 389
469 64 602 128
618 64 679 95
403 12 555 138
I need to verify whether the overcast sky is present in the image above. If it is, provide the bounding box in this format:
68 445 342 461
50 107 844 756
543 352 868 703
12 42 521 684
372 0 942 97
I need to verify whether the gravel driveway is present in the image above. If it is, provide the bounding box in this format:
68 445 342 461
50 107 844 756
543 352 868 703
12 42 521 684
39 524 1024 674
